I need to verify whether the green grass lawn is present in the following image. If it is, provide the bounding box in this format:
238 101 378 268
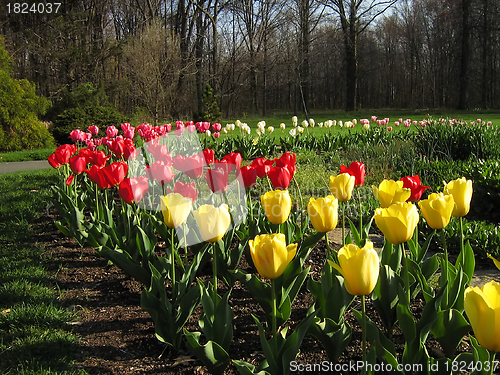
0 169 85 375
0 148 55 163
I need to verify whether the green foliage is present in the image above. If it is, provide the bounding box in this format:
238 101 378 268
0 37 54 152
201 83 222 123
413 119 500 161
51 105 128 144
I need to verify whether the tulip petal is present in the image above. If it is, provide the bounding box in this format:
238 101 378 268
464 286 500 352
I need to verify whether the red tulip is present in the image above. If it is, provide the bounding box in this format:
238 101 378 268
174 181 198 202
88 150 110 167
148 143 171 163
123 139 138 160
69 155 87 175
108 138 125 157
146 161 175 185
340 161 365 187
118 176 149 204
268 165 292 190
251 157 274 178
173 154 205 179
77 147 93 162
88 125 99 136
400 175 430 202
239 165 257 188
48 153 62 168
102 161 128 186
203 148 215 165
87 165 111 189
53 144 78 165
275 151 297 174
65 174 75 186
205 168 229 193
222 152 243 168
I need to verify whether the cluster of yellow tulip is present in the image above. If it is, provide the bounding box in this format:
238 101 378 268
161 193 231 242
160 155 498 368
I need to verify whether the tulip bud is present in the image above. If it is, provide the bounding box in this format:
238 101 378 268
328 241 380 296
443 177 473 217
193 204 231 242
418 193 455 229
374 202 419 244
329 173 355 202
372 180 411 208
161 193 193 228
249 233 297 279
307 196 339 233
261 190 292 224
464 281 500 352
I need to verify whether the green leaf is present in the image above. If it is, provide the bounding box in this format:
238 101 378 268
307 317 351 363
352 309 401 372
456 241 475 285
279 312 317 375
232 360 271 375
99 245 150 286
431 309 470 358
372 265 401 335
184 331 231 375
348 218 362 247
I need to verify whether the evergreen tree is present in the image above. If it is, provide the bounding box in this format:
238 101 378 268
0 36 53 151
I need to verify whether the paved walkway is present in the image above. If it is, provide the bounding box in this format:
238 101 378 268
0 160 50 174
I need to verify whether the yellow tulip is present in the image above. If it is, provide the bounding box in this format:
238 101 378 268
444 177 473 217
372 179 411 208
193 204 231 243
464 280 500 352
160 193 193 228
307 195 339 233
261 190 292 224
374 202 420 244
329 173 355 202
328 241 380 296
487 254 500 271
249 233 298 279
418 193 455 229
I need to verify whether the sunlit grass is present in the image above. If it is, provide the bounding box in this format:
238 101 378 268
0 169 84 374
0 147 56 162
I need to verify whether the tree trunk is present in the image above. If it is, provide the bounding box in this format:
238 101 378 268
458 0 470 110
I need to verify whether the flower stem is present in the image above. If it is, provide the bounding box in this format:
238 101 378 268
401 242 411 303
489 350 496 375
440 228 449 308
325 232 332 260
342 202 346 246
459 216 464 254
361 295 367 366
358 189 363 239
183 222 188 266
271 278 277 345
171 228 176 298
212 242 218 305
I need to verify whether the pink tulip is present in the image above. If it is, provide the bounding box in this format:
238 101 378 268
106 126 119 138
88 125 99 136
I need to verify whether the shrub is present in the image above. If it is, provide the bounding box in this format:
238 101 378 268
51 106 128 144
0 37 54 151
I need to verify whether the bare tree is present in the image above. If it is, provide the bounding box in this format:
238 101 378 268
323 0 398 111
123 21 183 123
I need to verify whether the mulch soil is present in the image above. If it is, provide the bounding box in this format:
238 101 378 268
36 212 485 375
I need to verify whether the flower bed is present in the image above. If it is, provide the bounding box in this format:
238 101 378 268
49 120 500 375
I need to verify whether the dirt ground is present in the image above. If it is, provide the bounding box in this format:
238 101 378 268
36 213 497 375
